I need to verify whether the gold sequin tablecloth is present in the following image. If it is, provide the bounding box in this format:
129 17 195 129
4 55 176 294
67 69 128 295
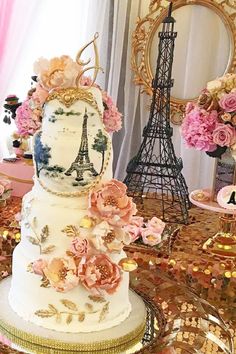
0 198 235 353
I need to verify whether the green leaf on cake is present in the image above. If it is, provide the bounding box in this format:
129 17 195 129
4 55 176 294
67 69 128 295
99 302 109 322
78 312 85 322
61 299 78 311
40 225 49 242
88 295 106 303
41 245 56 254
27 236 39 245
61 225 79 238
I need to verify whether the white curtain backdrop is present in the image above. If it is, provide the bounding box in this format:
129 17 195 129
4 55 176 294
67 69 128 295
0 0 230 192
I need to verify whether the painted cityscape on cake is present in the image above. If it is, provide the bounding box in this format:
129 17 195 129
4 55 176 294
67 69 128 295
34 98 110 195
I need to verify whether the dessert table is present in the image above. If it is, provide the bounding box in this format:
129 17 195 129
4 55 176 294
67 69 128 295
0 198 234 353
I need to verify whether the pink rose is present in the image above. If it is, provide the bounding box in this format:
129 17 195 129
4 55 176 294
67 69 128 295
89 179 137 227
70 238 89 257
43 257 79 292
32 259 48 276
212 123 236 147
129 216 144 227
219 92 236 112
147 217 165 234
78 254 122 295
141 228 162 246
123 224 141 242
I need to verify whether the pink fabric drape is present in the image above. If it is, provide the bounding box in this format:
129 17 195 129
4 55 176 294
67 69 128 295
0 0 15 64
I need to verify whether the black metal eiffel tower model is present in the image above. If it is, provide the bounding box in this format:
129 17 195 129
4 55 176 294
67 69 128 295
65 108 98 181
124 3 189 224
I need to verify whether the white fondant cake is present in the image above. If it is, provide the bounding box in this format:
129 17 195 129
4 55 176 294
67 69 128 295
9 87 132 333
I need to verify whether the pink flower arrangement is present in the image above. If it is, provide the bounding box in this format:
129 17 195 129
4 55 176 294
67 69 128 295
0 177 12 201
32 259 48 276
77 254 122 295
88 179 137 227
15 99 41 137
182 73 236 159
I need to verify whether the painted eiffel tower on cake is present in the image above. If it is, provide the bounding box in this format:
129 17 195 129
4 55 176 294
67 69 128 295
124 2 190 224
65 108 98 181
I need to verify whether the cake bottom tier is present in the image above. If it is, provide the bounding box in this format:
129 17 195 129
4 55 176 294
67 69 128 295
1 278 146 354
9 246 131 333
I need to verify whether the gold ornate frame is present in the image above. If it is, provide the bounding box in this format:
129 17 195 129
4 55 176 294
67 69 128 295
131 0 236 124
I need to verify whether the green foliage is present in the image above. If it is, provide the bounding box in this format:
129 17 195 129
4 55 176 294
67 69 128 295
92 130 108 153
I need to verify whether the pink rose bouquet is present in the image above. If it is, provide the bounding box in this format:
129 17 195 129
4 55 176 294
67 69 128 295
15 99 41 137
182 73 236 159
0 177 12 201
78 254 122 295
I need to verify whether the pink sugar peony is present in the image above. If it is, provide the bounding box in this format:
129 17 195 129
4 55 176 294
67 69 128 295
212 123 236 147
70 237 89 257
43 257 79 292
102 91 122 133
219 92 236 112
141 228 162 246
89 179 137 227
78 254 122 295
32 259 48 276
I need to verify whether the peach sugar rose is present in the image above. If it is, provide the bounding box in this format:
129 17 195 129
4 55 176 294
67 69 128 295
43 257 79 292
89 179 137 227
78 254 122 295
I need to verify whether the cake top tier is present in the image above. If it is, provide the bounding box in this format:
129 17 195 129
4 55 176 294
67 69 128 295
34 86 113 197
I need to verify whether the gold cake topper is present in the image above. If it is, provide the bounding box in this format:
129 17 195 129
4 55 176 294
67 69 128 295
75 32 103 88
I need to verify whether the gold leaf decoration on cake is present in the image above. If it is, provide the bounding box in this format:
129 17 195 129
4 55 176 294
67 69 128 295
78 312 85 322
27 236 40 245
35 309 56 318
66 313 73 324
85 303 94 312
99 302 109 322
62 225 79 238
88 295 106 303
41 245 56 254
35 299 108 325
60 299 78 311
41 225 49 242
40 276 50 288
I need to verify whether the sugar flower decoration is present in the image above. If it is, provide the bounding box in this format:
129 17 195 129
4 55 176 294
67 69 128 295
34 55 81 91
77 254 122 295
15 99 41 137
88 179 137 227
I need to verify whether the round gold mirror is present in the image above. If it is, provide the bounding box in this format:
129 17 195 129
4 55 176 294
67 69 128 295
132 0 236 124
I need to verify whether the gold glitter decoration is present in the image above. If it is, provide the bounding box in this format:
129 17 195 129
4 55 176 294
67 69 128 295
88 295 106 303
191 190 210 202
118 257 138 272
35 298 109 324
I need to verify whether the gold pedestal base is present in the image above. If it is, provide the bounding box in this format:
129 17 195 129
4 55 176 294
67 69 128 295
203 214 236 258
